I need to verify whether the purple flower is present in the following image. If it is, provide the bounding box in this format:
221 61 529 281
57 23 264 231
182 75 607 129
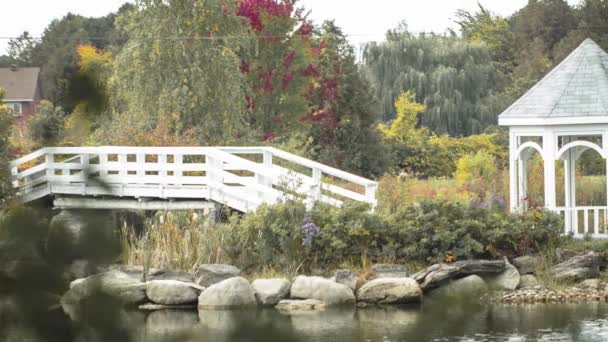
301 216 320 247
476 193 506 209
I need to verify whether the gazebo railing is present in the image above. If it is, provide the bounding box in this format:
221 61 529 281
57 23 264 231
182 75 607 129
554 206 608 238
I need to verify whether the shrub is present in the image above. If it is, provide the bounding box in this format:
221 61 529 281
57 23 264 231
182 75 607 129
223 201 309 273
455 150 502 201
28 100 65 147
391 201 563 263
221 199 563 273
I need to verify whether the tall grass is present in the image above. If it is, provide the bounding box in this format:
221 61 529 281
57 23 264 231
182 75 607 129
120 212 229 271
377 171 607 214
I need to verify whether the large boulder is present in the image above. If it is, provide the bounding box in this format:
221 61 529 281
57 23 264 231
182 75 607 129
356 278 422 304
61 271 147 305
275 299 326 313
413 259 505 291
371 264 408 278
103 266 192 283
551 252 600 282
148 269 193 283
332 269 358 291
512 255 540 275
146 280 204 305
431 275 487 297
518 274 540 288
488 259 520 291
251 278 291 306
194 264 241 287
198 277 257 309
290 276 355 305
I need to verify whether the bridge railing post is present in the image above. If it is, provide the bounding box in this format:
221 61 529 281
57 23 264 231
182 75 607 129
175 154 183 185
158 153 167 180
365 183 378 210
45 153 54 179
207 152 224 195
81 153 90 182
136 153 145 182
306 167 322 210
118 154 127 176
99 153 108 178
255 150 273 202
11 165 18 188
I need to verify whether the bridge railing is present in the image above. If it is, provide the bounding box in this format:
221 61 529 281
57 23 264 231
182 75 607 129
9 146 378 211
218 147 377 206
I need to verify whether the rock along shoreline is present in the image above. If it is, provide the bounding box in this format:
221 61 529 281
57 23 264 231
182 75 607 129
60 252 608 314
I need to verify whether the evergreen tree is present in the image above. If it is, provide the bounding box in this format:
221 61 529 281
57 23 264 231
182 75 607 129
306 21 388 178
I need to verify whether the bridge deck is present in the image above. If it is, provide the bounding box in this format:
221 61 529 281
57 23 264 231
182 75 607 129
10 146 378 212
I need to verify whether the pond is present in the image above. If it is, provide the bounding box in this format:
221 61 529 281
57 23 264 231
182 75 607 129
129 301 608 342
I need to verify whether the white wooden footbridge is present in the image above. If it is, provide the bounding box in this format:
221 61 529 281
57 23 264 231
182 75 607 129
9 146 377 212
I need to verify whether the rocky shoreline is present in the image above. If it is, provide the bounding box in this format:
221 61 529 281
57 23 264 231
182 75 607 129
497 286 608 304
59 251 608 314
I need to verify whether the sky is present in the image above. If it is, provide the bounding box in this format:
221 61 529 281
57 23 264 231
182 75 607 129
0 0 582 55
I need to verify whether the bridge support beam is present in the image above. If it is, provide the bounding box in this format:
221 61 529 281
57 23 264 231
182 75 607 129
54 197 218 211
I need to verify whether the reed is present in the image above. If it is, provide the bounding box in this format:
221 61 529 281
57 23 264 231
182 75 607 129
120 211 229 271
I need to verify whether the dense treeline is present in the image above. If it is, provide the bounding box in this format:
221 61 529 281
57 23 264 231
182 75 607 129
1 0 608 180
365 0 608 136
0 5 133 111
364 32 496 135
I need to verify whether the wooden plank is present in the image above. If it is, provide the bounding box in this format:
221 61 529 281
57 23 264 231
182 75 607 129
268 147 377 186
322 183 368 203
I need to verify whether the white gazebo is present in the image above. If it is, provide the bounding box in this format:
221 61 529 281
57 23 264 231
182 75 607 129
499 38 608 238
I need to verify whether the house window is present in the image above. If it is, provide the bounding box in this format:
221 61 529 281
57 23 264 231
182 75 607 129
5 102 22 116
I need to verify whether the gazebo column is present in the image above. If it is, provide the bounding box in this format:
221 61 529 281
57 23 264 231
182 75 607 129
543 131 557 210
517 147 528 211
563 137 577 234
508 131 518 212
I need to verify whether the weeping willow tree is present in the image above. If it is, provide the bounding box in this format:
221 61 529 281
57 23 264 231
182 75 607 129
363 29 496 136
108 0 254 145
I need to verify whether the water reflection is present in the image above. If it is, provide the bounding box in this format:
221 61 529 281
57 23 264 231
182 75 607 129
117 302 608 342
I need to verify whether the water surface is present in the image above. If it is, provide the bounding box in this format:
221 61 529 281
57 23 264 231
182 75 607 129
131 302 608 342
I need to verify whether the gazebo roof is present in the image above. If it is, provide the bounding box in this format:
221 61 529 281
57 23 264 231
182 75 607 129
498 38 608 126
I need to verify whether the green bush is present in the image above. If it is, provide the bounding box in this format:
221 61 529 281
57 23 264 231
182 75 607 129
223 201 309 273
223 199 563 273
390 201 563 263
28 100 65 147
